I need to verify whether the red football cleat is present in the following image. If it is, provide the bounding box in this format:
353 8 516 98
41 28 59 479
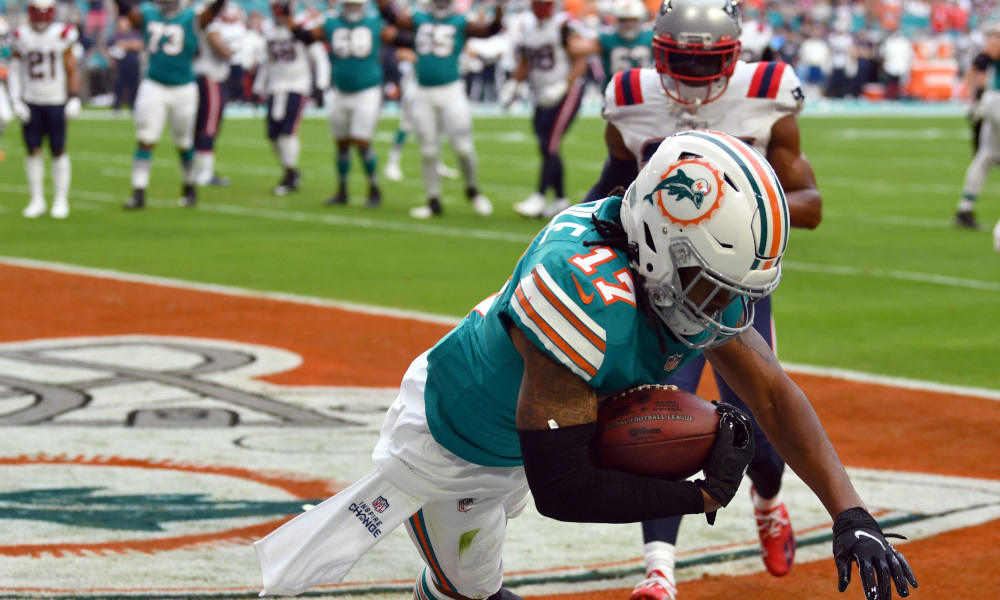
629 570 677 600
752 487 795 577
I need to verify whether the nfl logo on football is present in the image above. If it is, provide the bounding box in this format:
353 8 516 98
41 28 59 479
372 496 390 513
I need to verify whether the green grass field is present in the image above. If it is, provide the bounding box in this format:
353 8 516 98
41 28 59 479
1 112 998 390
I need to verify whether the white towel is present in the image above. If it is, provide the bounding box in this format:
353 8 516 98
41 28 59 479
254 470 425 596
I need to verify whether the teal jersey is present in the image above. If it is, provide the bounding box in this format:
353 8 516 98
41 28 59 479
423 197 743 467
411 11 467 87
140 3 200 86
599 28 654 79
324 11 384 92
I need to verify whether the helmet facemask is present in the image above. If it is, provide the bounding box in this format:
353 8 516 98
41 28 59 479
617 17 640 40
653 34 740 105
340 0 365 22
431 0 453 19
28 0 56 29
157 0 181 17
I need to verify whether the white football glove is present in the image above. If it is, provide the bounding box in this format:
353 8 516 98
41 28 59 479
498 79 519 110
65 96 82 119
13 100 31 124
537 80 568 108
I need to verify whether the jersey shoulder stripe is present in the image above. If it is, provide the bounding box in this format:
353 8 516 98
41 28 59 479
511 264 607 381
614 68 643 106
747 61 787 99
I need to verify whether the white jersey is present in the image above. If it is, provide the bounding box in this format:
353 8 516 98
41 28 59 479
603 61 804 167
12 22 78 105
257 19 314 95
194 21 238 82
517 12 575 97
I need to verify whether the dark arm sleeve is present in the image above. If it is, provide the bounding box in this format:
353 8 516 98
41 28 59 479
290 25 314 45
518 423 705 523
392 29 414 48
973 52 992 72
582 153 639 203
379 2 399 25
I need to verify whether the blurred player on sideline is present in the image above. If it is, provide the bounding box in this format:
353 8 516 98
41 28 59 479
596 0 653 82
117 0 228 209
0 16 15 161
289 0 408 208
7 0 81 219
253 0 330 196
376 0 501 218
582 1 821 597
501 0 594 219
956 22 1000 230
192 4 242 187
383 47 461 182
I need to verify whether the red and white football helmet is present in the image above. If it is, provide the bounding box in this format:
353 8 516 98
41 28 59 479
28 0 57 29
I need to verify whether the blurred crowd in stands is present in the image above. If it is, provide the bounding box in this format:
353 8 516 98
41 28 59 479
2 0 998 107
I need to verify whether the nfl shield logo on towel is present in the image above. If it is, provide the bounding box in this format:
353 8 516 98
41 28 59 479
372 496 390 513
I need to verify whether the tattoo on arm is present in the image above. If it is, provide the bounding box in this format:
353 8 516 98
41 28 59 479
735 329 781 369
509 326 597 430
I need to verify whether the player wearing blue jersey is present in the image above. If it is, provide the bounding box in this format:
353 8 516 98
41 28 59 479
254 131 917 600
117 0 228 210
377 0 502 218
290 0 410 208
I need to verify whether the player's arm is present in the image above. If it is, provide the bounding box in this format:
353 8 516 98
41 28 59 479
205 29 233 61
308 40 331 92
465 4 503 38
7 47 30 122
376 0 415 31
63 43 82 114
766 114 821 229
564 26 596 83
511 325 718 523
582 122 639 202
706 329 917 600
382 25 414 49
198 0 229 29
286 12 324 44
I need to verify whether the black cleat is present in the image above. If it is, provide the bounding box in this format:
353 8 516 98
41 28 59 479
273 169 300 196
365 186 381 208
178 184 197 207
954 210 983 230
124 189 145 210
325 183 349 206
408 197 443 218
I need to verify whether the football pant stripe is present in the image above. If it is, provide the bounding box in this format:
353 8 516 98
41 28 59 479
513 284 599 380
408 510 457 594
530 269 607 352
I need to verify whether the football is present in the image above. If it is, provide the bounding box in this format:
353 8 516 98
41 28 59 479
592 384 720 480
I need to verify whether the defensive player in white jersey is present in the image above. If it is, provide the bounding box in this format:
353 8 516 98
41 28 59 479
252 131 917 600
581 1 822 598
192 7 240 186
117 0 228 210
0 16 13 160
501 0 594 220
7 0 81 219
252 0 330 196
377 0 502 218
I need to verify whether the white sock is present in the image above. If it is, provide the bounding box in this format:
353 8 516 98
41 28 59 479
132 157 151 190
387 146 401 167
957 197 976 213
195 151 215 185
643 541 677 585
413 566 453 600
457 150 477 187
277 135 300 169
752 489 784 511
25 154 45 203
52 154 70 205
420 155 441 198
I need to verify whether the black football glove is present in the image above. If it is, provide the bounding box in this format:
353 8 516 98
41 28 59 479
832 507 917 600
695 401 755 525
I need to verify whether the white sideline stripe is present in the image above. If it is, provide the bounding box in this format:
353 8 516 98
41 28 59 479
784 261 1000 291
3 256 999 400
0 255 462 326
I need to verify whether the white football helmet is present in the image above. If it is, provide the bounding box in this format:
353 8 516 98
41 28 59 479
340 0 366 22
620 130 788 349
614 0 646 41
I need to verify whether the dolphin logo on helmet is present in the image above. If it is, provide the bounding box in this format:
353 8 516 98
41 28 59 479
620 129 788 349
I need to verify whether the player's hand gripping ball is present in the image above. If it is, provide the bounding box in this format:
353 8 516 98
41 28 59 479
591 384 720 480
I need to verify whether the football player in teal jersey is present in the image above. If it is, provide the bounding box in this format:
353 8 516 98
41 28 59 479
377 0 502 218
596 0 653 79
116 0 228 209
289 0 410 208
254 131 918 600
